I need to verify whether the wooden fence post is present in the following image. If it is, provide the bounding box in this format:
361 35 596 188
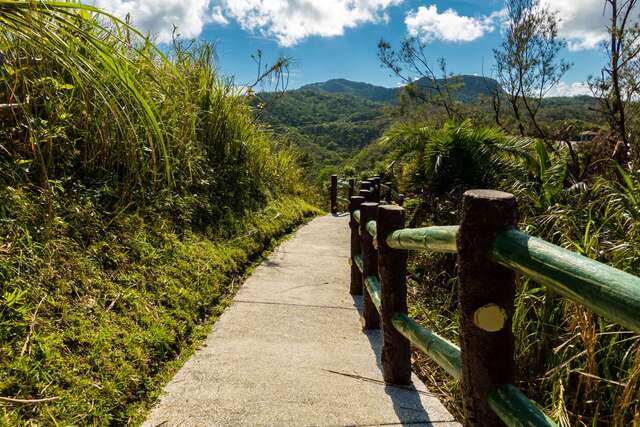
360 202 380 329
349 196 365 295
371 177 381 202
330 175 338 215
398 194 405 207
348 178 355 199
457 190 518 426
384 181 393 203
361 180 372 192
377 205 411 385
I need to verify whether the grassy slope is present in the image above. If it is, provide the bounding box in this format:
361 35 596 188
0 193 319 424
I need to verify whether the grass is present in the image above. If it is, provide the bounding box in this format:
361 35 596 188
0 192 319 424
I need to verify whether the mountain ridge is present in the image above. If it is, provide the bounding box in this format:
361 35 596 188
297 75 503 103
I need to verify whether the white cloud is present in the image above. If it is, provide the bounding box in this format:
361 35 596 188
545 81 592 97
93 0 212 42
211 5 229 25
405 5 503 43
219 0 403 47
541 0 608 51
90 0 402 46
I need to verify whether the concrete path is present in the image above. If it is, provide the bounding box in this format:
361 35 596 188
144 214 458 426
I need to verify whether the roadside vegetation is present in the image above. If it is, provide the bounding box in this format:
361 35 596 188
0 2 317 423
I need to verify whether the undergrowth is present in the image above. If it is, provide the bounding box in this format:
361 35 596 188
0 192 319 424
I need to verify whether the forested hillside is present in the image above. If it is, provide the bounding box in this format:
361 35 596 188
255 76 602 180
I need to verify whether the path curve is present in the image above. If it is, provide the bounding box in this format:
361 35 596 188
144 214 458 426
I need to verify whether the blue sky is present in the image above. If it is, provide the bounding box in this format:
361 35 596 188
95 0 611 95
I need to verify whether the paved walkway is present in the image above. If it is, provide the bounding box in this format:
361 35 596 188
144 214 458 426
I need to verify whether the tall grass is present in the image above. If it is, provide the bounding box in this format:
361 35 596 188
0 1 303 213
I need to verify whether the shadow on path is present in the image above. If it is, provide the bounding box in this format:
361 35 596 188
350 295 440 425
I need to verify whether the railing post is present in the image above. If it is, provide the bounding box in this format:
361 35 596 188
371 177 381 202
457 190 518 426
359 189 371 202
384 181 393 203
360 202 380 329
377 205 411 385
330 174 338 215
349 196 365 295
348 178 355 199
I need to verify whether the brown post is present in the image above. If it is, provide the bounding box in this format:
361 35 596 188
371 177 381 202
330 175 338 214
360 202 380 329
384 181 393 203
348 178 355 199
349 196 365 295
361 180 372 191
377 205 411 385
398 194 405 207
457 189 518 426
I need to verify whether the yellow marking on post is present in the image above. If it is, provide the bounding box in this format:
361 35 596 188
473 304 507 332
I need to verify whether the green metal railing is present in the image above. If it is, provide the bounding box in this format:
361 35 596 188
343 180 640 426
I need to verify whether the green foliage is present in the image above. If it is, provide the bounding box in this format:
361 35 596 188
254 90 390 180
0 2 305 209
387 120 640 425
0 2 318 424
381 120 531 200
0 191 318 424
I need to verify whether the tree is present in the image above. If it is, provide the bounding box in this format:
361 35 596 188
493 0 571 139
377 37 462 121
589 0 640 162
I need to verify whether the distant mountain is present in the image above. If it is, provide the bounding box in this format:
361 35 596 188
254 76 599 180
298 75 503 104
299 79 398 103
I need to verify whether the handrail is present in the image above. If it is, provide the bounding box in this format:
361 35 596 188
340 186 640 426
364 275 382 312
366 220 376 239
354 254 363 273
391 312 461 379
387 226 458 253
493 229 640 333
488 385 557 427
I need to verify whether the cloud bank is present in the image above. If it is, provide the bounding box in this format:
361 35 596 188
93 0 212 42
542 0 608 51
545 81 592 97
405 5 504 43
89 0 613 51
220 0 402 47
91 0 402 46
